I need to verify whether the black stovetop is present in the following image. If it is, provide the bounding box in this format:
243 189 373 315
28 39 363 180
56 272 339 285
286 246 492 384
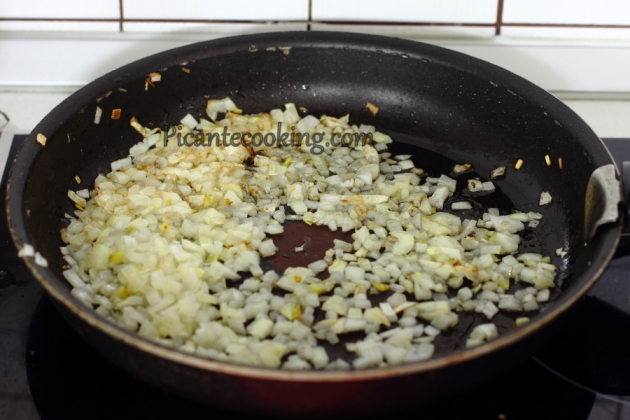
1 134 630 420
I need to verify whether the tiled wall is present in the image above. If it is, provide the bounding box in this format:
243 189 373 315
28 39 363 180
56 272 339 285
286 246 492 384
2 0 630 40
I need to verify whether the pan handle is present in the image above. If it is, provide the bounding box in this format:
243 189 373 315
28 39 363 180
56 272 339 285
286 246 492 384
584 164 620 243
613 162 630 257
587 163 630 312
622 162 630 226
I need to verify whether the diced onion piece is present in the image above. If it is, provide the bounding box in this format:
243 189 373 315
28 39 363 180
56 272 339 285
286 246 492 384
36 133 47 146
94 106 102 124
372 132 392 144
379 303 398 323
67 190 87 208
129 117 146 136
366 102 379 116
18 244 35 257
481 181 495 192
515 317 530 327
468 179 484 192
206 97 243 121
490 166 507 179
508 212 530 222
469 323 498 342
437 175 457 192
111 157 132 171
515 159 524 170
537 289 550 302
296 115 319 133
259 239 277 257
398 160 414 171
34 252 48 267
283 103 300 124
451 201 472 211
391 231 414 255
429 186 450 210
149 72 161 82
180 113 199 130
453 163 473 174
539 191 552 206
555 247 568 258
424 325 441 337
270 109 284 122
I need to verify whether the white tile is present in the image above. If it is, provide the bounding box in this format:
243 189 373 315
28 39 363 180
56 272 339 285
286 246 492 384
563 100 630 138
503 0 630 25
0 91 74 134
0 0 119 19
2 34 630 96
0 37 192 87
312 0 498 24
441 41 630 93
0 20 119 32
123 21 307 33
310 23 495 39
502 26 630 41
123 0 309 21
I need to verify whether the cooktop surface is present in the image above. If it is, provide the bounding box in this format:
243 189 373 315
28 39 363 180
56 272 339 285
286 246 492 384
1 133 629 420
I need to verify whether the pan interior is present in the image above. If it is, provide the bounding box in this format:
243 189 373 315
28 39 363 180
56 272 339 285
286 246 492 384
17 33 615 365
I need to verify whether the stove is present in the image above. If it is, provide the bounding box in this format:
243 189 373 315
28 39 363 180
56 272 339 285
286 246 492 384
1 133 630 420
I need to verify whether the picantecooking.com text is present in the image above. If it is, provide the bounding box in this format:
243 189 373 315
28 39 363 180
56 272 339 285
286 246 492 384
163 123 371 155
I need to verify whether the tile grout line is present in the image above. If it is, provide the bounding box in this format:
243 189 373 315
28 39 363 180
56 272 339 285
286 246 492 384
495 0 504 35
307 0 312 31
1 17 630 30
119 0 124 32
0 18 120 22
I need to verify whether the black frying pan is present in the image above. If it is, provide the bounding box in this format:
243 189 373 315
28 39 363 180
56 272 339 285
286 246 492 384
6 32 625 417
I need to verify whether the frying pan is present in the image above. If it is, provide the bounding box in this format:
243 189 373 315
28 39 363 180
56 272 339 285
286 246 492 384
6 32 626 417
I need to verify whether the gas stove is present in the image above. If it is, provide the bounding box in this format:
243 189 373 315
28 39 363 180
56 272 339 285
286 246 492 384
1 133 629 420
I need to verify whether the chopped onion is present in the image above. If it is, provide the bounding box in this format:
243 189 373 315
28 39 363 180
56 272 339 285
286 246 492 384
58 98 559 371
18 244 35 257
94 106 102 124
180 113 199 130
466 323 498 348
34 252 48 267
468 179 484 192
539 191 552 206
110 157 132 172
36 133 47 146
366 102 379 116
453 163 473 174
482 181 495 192
490 166 506 179
451 201 472 211
515 317 530 326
